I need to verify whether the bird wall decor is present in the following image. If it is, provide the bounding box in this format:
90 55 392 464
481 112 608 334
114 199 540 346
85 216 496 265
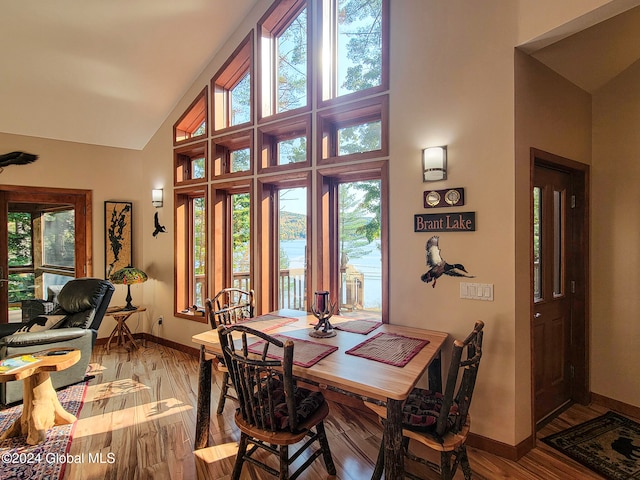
0 151 39 173
421 235 474 287
153 211 167 237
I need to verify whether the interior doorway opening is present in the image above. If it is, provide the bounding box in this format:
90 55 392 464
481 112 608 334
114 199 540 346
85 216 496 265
0 185 92 324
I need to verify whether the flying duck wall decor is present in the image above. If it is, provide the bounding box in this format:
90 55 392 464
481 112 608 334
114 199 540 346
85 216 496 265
153 212 167 238
0 151 39 174
421 235 474 287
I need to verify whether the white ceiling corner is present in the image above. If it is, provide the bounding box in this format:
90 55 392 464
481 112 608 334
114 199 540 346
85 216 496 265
0 0 259 150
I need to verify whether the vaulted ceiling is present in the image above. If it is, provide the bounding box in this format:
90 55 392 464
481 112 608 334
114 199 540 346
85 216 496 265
0 1 259 150
2 2 639 151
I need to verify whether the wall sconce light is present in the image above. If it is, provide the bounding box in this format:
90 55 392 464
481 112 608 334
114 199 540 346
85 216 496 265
422 146 447 182
152 188 163 208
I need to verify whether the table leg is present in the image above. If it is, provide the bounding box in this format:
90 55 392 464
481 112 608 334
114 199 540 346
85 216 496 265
121 320 139 350
0 371 77 445
117 318 126 346
194 345 213 449
428 350 443 392
384 398 404 480
105 322 120 354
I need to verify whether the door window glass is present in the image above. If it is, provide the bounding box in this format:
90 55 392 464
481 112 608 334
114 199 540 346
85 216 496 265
553 190 564 297
533 187 542 301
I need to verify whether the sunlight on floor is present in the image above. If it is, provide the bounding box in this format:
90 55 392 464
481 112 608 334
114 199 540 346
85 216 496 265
193 442 239 463
73 397 192 437
85 378 150 401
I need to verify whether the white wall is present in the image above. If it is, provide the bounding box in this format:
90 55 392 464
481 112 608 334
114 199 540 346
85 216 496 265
387 0 519 445
592 59 640 407
0 132 145 339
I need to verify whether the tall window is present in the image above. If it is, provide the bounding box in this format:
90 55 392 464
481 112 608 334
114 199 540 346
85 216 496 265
230 74 251 126
232 192 251 291
211 182 253 298
278 187 307 310
174 0 388 319
338 180 381 315
212 33 253 133
259 0 309 118
318 163 387 319
175 187 207 319
321 0 388 103
257 175 311 313
7 212 35 303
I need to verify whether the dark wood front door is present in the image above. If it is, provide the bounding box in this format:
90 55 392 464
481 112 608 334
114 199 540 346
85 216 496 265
532 152 589 425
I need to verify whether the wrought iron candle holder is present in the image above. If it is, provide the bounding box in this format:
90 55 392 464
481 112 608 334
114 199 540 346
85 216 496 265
310 290 336 338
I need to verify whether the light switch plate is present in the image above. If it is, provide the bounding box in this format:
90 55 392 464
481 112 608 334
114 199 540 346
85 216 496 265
460 282 494 301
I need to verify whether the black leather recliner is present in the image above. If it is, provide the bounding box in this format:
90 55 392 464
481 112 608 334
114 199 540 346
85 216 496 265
0 277 114 405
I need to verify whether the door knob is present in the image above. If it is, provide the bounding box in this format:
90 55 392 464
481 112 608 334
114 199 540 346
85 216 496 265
534 313 542 318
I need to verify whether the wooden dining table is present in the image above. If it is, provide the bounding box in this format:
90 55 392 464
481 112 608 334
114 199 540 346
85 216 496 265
191 309 448 480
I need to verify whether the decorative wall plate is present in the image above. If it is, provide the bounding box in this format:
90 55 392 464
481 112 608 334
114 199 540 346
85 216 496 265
426 191 441 207
445 189 461 205
423 187 465 208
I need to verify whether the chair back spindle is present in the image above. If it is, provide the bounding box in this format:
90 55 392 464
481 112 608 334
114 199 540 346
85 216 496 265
205 288 255 329
436 320 484 438
218 324 300 433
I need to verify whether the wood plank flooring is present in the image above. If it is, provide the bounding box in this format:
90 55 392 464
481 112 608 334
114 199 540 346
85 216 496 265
59 341 631 479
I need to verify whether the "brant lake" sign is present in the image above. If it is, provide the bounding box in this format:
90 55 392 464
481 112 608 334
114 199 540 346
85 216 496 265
414 212 476 232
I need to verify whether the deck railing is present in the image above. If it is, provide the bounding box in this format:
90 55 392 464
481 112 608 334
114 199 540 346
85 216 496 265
160 269 366 314
229 270 307 311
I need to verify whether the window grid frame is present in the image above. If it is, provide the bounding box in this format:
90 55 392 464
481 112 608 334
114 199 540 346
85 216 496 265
211 130 254 179
174 0 389 321
317 0 390 108
258 0 312 123
173 87 208 146
174 140 208 186
174 185 208 322
211 180 254 295
317 94 389 165
257 113 311 174
211 32 254 135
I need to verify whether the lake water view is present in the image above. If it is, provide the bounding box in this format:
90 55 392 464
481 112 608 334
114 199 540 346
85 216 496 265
281 238 382 310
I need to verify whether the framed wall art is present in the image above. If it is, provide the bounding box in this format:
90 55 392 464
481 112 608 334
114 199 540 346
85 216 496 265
105 201 133 278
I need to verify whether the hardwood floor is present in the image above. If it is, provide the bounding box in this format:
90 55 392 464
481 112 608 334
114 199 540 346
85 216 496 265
61 342 629 479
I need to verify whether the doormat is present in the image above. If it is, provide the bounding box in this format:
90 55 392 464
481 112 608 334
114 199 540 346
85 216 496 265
542 411 640 480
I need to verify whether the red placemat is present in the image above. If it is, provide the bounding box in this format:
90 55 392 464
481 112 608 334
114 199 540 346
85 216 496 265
345 332 430 367
240 314 298 332
334 319 382 335
248 335 338 368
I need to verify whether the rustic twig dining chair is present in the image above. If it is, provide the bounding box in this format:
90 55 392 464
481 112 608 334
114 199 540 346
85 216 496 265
205 288 255 414
208 288 255 327
217 323 336 480
366 320 484 480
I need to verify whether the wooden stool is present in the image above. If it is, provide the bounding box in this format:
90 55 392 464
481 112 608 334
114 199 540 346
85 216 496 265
0 349 81 445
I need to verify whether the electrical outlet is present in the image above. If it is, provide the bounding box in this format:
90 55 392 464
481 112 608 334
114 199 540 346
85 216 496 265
158 316 163 325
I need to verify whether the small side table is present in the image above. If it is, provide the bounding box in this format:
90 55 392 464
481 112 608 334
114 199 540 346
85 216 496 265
0 348 81 445
105 306 146 353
